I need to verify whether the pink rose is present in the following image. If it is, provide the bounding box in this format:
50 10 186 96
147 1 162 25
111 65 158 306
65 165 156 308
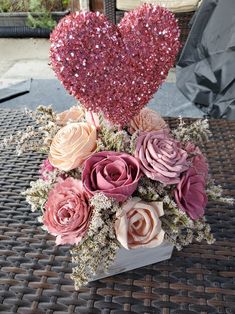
82 151 141 202
43 178 91 245
185 142 208 178
135 130 189 185
115 197 165 249
174 168 207 220
128 108 167 134
39 159 55 180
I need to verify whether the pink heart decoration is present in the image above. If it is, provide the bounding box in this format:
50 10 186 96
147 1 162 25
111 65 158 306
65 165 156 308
50 4 180 126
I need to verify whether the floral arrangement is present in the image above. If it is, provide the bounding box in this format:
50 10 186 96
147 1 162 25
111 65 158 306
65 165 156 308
1 5 233 290
4 104 234 289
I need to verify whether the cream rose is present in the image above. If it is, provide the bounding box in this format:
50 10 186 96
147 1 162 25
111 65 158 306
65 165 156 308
115 197 165 249
49 122 97 171
56 105 84 125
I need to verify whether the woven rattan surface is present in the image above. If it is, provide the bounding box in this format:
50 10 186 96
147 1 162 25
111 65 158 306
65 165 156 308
0 108 234 314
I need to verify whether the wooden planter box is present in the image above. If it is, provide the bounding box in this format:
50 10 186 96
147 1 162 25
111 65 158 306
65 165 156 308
92 241 174 281
0 11 69 38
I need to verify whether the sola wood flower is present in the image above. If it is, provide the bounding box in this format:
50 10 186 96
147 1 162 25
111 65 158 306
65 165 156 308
49 122 97 171
50 4 180 126
56 106 84 126
174 168 208 220
135 130 189 184
82 151 141 202
115 197 165 249
43 178 91 245
128 108 167 134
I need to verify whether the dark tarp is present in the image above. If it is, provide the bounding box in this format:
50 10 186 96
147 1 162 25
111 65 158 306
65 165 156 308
176 0 235 120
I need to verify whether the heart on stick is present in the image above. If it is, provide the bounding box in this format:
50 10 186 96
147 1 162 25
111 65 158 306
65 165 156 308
50 4 180 126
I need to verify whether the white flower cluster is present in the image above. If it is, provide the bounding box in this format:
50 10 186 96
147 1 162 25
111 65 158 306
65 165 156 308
173 117 212 144
71 193 120 290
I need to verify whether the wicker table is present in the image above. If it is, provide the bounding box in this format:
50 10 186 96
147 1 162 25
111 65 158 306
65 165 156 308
0 108 234 314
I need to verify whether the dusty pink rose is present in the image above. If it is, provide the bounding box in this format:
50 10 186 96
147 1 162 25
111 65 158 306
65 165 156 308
174 167 207 220
39 159 55 180
115 197 165 249
82 151 141 202
129 108 167 134
56 105 84 125
135 130 189 184
185 142 208 178
43 178 91 245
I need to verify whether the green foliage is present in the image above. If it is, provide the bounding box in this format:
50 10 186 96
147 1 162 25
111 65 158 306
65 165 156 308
0 0 66 12
0 0 23 12
62 0 69 7
26 0 56 29
26 11 56 29
0 0 68 29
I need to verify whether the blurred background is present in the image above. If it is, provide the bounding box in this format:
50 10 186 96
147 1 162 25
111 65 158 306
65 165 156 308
1 0 234 119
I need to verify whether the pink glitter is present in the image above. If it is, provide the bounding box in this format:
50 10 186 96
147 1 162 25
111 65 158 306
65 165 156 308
50 4 180 126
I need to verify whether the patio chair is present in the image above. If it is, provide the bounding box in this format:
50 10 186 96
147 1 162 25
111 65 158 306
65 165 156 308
103 0 202 57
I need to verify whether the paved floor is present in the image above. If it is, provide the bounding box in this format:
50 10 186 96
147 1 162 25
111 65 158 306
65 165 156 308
0 38 54 79
0 38 203 118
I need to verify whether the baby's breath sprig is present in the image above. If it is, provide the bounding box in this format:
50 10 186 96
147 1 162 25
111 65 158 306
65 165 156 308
172 117 211 144
206 178 234 205
96 123 131 153
1 105 60 155
161 196 215 250
22 168 60 212
136 176 169 201
71 193 120 290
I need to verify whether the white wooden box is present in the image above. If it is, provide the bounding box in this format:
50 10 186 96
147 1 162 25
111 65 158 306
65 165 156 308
92 241 174 281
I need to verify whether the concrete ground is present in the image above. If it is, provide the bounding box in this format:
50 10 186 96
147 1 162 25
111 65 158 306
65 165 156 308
0 38 54 80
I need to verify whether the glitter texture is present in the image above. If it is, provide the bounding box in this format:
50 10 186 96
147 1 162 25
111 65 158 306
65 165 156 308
50 4 180 126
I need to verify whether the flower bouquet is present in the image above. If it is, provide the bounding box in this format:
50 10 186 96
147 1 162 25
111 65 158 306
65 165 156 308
2 4 233 290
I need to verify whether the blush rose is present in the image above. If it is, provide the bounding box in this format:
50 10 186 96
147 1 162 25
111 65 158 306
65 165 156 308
43 178 91 245
115 197 165 249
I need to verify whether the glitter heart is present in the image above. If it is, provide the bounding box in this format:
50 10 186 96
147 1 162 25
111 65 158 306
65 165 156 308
50 4 180 125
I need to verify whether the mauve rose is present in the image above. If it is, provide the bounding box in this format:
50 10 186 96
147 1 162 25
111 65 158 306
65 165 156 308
135 130 189 184
115 197 165 249
174 168 207 220
43 178 91 245
82 151 141 202
185 142 208 178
